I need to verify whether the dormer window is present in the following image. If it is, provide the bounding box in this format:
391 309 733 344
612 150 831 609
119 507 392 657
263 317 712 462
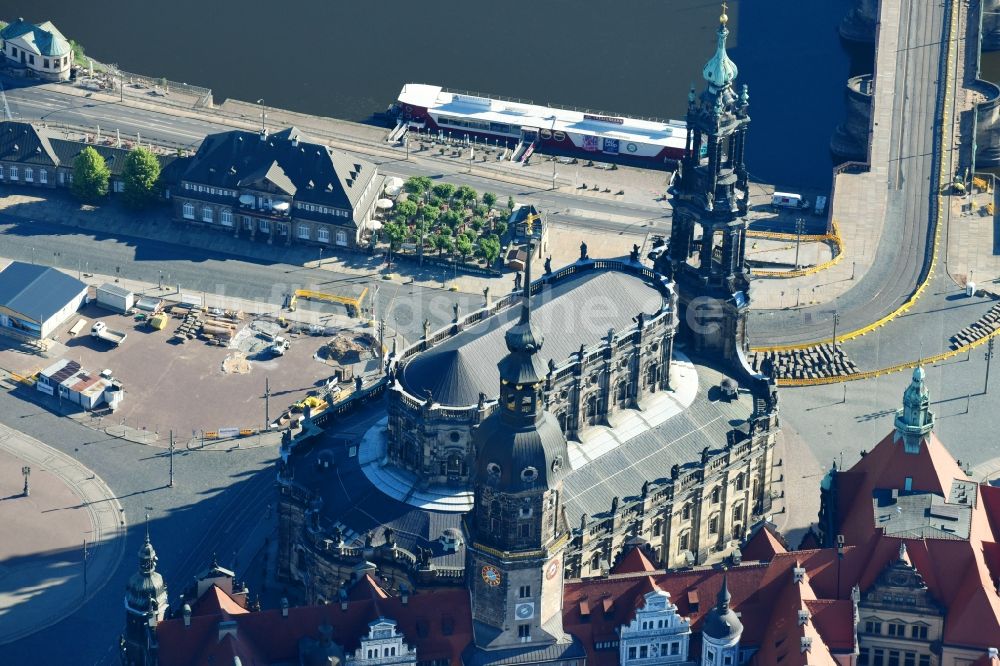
521 467 538 483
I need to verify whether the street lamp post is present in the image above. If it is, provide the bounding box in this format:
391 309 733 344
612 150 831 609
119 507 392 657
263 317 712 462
832 311 841 347
794 218 805 270
264 377 271 430
168 431 174 488
985 337 995 395
257 99 266 134
21 465 30 496
318 246 324 268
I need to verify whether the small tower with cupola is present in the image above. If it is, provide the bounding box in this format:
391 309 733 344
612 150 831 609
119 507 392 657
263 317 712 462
122 529 168 666
464 246 581 664
700 576 743 665
668 3 753 362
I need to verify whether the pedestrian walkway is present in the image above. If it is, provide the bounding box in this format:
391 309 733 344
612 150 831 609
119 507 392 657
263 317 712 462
0 422 126 645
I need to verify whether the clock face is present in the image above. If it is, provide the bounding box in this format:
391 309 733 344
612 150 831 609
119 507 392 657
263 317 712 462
515 602 535 620
482 565 502 586
545 557 561 580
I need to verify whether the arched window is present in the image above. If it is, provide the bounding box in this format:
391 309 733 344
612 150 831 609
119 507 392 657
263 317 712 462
678 530 690 551
336 229 348 246
39 169 47 184
711 486 721 504
682 503 691 520
591 552 601 571
182 202 194 219
202 206 213 222
735 473 745 491
24 167 33 182
652 518 662 537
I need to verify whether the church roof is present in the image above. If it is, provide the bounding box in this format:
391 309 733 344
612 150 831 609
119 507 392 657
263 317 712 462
400 269 663 406
702 12 738 90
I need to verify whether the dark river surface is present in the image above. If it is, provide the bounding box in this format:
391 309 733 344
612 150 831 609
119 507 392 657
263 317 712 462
5 0 872 190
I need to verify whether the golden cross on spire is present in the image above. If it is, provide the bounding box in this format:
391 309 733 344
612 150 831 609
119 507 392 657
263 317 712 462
720 2 729 25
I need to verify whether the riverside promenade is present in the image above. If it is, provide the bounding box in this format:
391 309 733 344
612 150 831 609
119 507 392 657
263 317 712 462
0 422 126 645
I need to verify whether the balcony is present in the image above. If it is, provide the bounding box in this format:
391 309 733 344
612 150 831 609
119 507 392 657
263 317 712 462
237 194 291 218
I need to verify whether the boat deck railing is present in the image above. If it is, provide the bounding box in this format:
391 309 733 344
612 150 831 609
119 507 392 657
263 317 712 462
422 83 684 128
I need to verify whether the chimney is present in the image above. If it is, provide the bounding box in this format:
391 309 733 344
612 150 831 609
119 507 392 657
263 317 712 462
797 609 809 626
793 566 806 583
988 647 998 658
292 134 299 147
339 587 349 611
259 129 268 141
400 583 409 606
182 603 191 628
281 597 289 618
800 636 812 652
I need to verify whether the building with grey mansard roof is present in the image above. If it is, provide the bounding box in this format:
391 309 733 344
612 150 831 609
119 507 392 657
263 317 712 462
172 126 384 250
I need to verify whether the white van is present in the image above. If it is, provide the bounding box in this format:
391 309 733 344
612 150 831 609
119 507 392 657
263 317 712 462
772 192 803 208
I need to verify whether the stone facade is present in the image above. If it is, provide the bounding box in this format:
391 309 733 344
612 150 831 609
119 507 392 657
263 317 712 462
386 260 677 488
569 407 776 578
171 127 382 252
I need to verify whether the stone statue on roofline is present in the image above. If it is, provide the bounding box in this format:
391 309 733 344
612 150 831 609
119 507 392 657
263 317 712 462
580 241 589 260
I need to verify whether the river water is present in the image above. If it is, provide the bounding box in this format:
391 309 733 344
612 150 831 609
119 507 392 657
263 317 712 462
6 0 867 190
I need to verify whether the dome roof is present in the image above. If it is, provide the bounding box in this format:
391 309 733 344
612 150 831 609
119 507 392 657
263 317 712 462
474 411 569 492
702 16 738 90
702 576 743 641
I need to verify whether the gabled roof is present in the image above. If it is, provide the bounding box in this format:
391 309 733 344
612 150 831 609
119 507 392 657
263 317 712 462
612 547 657 574
1 18 70 57
180 127 378 215
0 121 59 166
741 521 787 562
832 423 1000 649
191 584 249 617
0 261 87 323
157 578 472 666
47 138 179 178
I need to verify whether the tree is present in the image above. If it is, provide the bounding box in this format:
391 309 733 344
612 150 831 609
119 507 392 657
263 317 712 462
474 203 489 218
404 176 433 194
441 210 463 230
432 182 456 200
482 192 498 208
395 199 418 220
383 221 408 252
456 235 474 262
478 235 501 266
495 221 509 239
71 146 110 203
470 216 485 232
121 147 161 208
456 185 478 204
420 205 440 226
507 195 516 211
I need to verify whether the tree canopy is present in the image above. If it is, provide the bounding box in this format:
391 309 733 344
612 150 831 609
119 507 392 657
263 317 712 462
121 147 161 208
71 146 110 203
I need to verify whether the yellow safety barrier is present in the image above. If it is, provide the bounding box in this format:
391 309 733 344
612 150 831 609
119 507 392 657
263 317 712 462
9 371 36 386
752 4 958 353
239 428 256 437
290 287 368 316
204 431 219 439
973 176 990 192
750 221 846 279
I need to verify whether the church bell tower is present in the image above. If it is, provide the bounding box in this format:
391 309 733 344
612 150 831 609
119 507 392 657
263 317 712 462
464 247 579 664
668 3 753 362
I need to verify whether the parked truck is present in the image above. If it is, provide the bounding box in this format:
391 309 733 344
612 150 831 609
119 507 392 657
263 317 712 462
91 321 127 346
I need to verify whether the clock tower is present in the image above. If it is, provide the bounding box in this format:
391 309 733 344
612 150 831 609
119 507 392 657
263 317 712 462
667 3 753 362
464 246 579 664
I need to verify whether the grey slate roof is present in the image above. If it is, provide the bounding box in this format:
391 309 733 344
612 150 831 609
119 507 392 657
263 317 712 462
561 358 751 521
0 121 181 178
1 18 70 57
0 121 58 166
401 271 664 406
872 486 973 540
180 126 378 213
0 261 87 322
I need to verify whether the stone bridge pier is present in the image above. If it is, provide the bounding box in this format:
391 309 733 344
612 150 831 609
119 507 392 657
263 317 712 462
840 0 878 43
831 74 874 162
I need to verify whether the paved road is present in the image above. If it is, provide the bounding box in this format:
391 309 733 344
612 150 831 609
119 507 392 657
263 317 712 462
0 0 964 351
0 387 278 665
1 81 672 237
750 0 949 344
0 210 480 343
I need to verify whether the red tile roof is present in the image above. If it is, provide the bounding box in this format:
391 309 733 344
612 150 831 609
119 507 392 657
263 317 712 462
833 429 1000 649
190 584 248 617
612 547 657 574
740 522 787 562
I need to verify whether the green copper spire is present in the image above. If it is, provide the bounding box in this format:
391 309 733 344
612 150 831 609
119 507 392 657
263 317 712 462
702 3 738 91
894 366 935 453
